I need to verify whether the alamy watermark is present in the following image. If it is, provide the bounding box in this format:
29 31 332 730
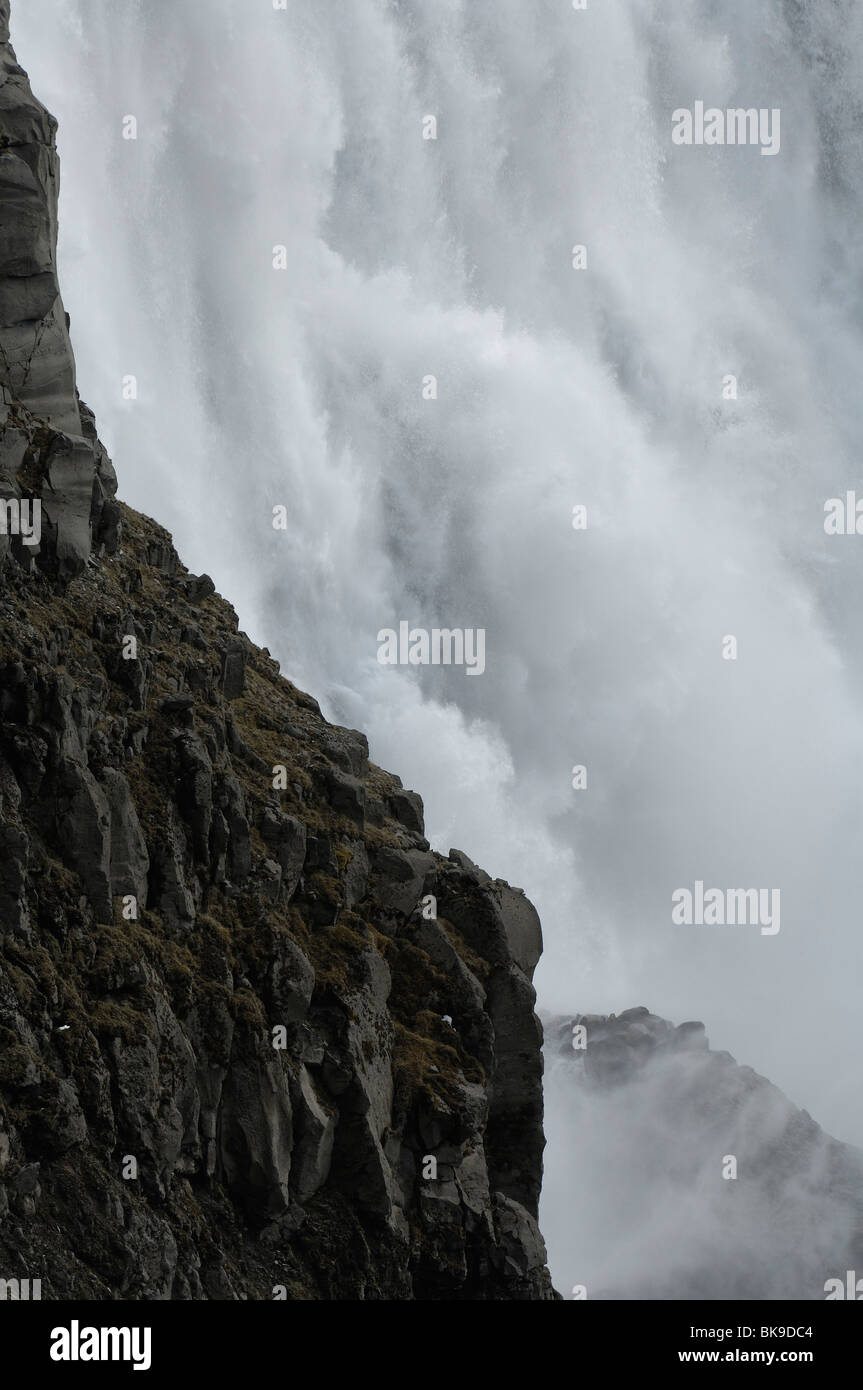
0 498 41 546
672 102 780 157
672 881 780 935
0 1277 41 1300
50 1321 151 1371
824 493 863 534
377 622 485 676
824 1271 863 1299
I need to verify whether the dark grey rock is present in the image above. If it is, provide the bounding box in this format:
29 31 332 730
448 848 491 885
55 758 112 922
324 767 365 823
102 766 149 909
388 784 424 835
182 574 216 604
372 846 435 917
261 809 306 899
488 882 543 980
221 640 247 700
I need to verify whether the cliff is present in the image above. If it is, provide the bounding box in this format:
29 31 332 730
0 3 555 1299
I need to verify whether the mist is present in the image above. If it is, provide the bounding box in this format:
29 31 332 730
542 1014 863 1300
12 0 863 1292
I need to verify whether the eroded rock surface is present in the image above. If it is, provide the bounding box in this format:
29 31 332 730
0 0 117 578
0 517 556 1298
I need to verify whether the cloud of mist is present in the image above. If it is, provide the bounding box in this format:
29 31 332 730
541 1020 863 1299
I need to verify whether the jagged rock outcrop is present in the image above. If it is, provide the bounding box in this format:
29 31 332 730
0 516 555 1298
544 1008 863 1300
0 0 117 578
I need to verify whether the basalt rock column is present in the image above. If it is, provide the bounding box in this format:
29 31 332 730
0 0 117 577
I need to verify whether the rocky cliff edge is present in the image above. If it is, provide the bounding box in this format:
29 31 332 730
0 1 556 1300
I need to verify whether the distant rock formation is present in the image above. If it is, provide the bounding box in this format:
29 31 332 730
0 0 117 577
544 1008 863 1299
